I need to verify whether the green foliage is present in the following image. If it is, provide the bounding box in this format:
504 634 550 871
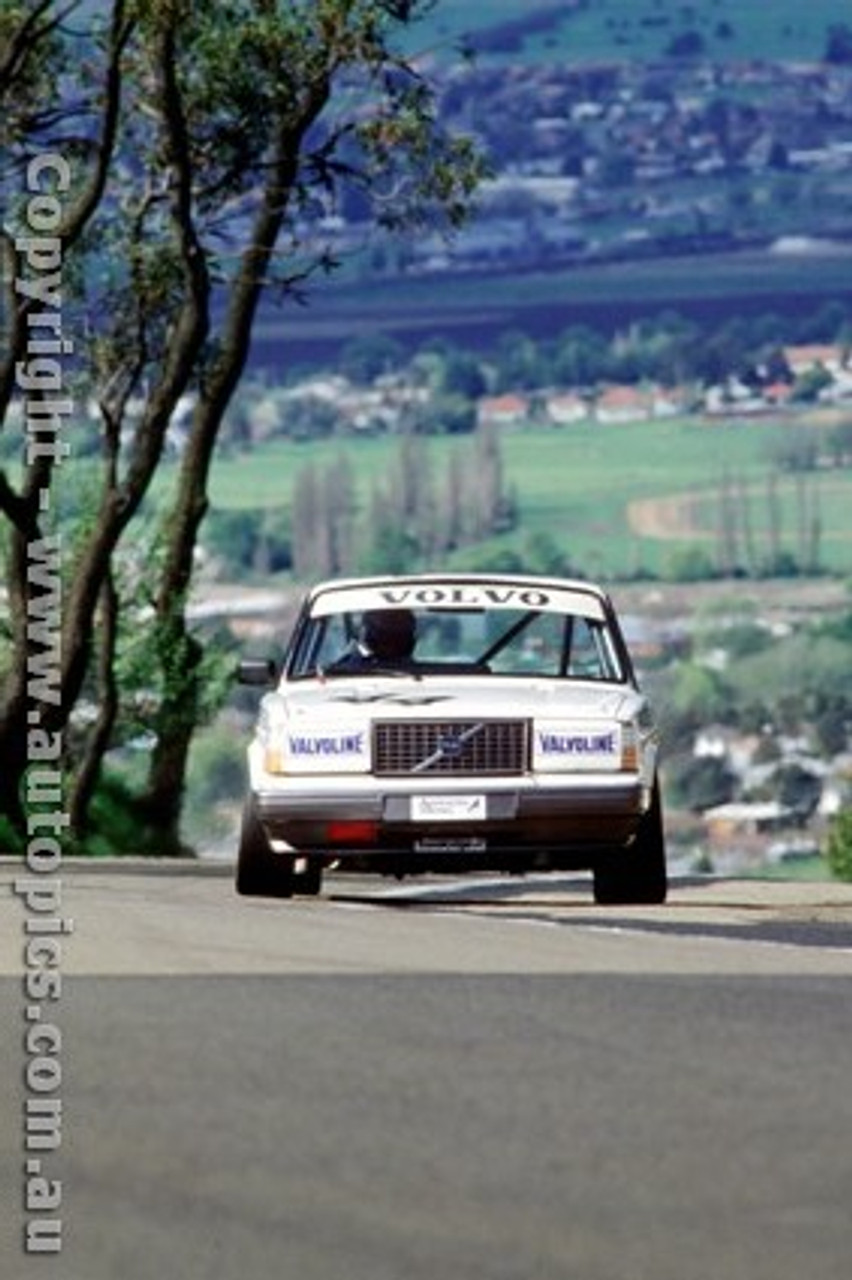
790 366 833 405
412 393 477 436
115 582 236 744
666 30 706 59
440 351 487 400
70 772 164 859
667 662 734 726
702 622 773 660
824 23 852 65
459 545 527 575
0 814 24 855
551 325 611 386
661 547 719 583
825 809 852 882
359 520 421 575
726 633 851 723
665 754 736 813
521 530 575 578
813 704 849 758
816 609 852 644
341 335 406 385
203 508 292 575
202 509 264 574
0 1 66 146
182 725 246 849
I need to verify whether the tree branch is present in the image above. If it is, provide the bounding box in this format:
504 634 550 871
0 1 77 93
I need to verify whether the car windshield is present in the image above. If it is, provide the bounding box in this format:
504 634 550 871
288 601 625 683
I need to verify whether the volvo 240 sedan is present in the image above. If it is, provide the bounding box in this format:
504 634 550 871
236 573 667 904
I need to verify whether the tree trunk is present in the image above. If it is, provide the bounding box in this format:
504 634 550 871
0 691 29 833
140 101 326 836
67 570 119 841
137 619 202 855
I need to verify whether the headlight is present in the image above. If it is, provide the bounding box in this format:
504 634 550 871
263 745 288 775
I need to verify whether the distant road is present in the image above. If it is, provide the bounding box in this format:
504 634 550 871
2 866 851 1280
629 478 852 544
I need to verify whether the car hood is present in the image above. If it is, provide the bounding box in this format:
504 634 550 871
270 676 643 723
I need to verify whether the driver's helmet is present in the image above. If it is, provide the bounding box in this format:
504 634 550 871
361 608 417 660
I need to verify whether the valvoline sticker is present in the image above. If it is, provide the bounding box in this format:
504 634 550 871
288 731 366 757
534 723 621 770
284 726 369 773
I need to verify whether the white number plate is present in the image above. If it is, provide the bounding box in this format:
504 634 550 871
411 795 486 822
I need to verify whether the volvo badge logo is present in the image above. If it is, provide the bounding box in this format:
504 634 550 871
413 722 484 773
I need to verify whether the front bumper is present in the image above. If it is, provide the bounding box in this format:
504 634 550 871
253 772 647 856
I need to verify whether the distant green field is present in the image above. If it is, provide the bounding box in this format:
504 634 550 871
414 0 848 64
206 417 852 580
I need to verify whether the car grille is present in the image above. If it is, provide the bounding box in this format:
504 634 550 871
373 719 528 777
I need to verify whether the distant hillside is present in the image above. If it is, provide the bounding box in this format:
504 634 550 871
417 0 851 65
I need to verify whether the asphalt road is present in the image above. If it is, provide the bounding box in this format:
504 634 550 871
2 863 851 1280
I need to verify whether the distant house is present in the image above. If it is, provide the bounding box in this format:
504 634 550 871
763 381 794 407
544 391 588 426
649 385 690 418
702 801 796 842
703 378 767 416
779 344 852 405
783 344 848 376
594 385 651 424
819 763 852 818
477 393 530 428
827 368 852 402
693 726 761 777
280 374 350 404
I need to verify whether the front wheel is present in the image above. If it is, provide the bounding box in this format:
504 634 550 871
593 781 667 906
235 798 295 898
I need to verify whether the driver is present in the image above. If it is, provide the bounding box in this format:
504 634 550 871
361 608 417 662
331 608 417 670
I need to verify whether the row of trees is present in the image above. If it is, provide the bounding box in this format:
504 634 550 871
475 306 852 399
289 424 516 580
0 0 484 849
317 303 852 398
204 423 519 582
202 453 831 590
711 468 824 580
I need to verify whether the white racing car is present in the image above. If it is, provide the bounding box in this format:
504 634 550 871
236 573 667 904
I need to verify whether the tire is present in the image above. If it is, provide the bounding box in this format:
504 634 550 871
593 780 668 906
235 798 295 898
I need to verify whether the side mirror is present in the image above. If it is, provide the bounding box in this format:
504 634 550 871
237 659 277 687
